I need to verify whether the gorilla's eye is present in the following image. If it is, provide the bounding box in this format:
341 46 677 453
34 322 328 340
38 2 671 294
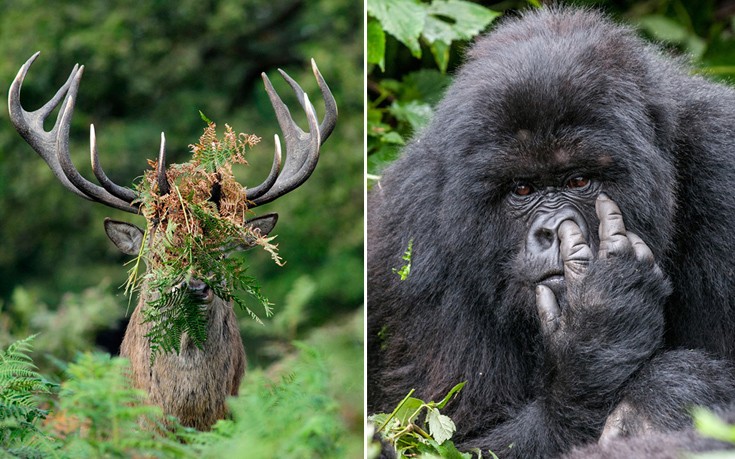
513 183 534 196
566 176 590 189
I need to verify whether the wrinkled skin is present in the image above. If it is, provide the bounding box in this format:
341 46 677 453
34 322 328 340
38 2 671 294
368 7 735 458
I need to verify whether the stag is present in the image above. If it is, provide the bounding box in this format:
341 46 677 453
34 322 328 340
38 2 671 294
8 52 336 430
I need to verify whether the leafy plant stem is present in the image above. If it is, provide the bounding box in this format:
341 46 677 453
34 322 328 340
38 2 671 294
377 388 415 433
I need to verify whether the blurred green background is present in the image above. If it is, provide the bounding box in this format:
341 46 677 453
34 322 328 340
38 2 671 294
0 0 362 455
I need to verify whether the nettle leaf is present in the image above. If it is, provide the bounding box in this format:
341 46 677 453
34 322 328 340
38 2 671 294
426 407 457 445
368 0 426 58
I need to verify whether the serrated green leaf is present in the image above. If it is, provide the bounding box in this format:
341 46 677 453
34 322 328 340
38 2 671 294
368 0 426 58
427 407 456 444
368 18 386 71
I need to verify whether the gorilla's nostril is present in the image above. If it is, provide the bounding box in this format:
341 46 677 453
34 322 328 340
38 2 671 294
535 227 556 248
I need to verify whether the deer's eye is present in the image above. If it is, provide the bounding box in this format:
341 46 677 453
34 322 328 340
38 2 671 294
566 176 590 189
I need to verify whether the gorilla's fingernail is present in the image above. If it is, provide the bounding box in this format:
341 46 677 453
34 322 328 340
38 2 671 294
598 192 609 200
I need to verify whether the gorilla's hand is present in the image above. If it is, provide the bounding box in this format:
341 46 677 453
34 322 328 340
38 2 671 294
535 194 669 410
536 193 663 337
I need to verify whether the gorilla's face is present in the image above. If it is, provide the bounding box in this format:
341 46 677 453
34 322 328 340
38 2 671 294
429 53 679 317
509 171 601 300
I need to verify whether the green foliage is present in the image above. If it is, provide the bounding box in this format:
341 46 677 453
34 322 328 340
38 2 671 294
0 282 122 368
367 1 499 182
367 0 499 72
693 407 735 444
370 382 477 458
0 336 54 457
130 121 280 361
54 353 192 458
192 344 348 458
392 238 413 281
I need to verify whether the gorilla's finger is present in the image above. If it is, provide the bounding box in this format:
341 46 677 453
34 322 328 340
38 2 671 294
559 220 593 280
597 193 631 258
627 232 654 264
536 284 560 335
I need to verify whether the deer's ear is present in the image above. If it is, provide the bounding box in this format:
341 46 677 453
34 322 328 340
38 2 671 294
104 218 144 255
241 213 278 250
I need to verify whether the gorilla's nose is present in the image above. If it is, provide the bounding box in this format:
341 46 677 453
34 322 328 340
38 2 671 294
527 208 589 254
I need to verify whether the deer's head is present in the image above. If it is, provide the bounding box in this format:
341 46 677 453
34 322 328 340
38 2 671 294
8 52 336 305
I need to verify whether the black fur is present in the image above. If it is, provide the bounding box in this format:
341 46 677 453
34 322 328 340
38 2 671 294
368 7 735 458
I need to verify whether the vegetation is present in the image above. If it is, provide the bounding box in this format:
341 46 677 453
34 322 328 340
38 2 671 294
0 0 362 456
132 120 281 360
369 383 472 458
0 332 360 458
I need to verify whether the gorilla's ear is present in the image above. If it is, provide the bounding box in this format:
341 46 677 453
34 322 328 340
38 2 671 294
104 218 144 255
241 213 279 250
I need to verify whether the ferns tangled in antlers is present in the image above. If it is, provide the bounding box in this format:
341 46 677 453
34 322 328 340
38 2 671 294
127 120 283 362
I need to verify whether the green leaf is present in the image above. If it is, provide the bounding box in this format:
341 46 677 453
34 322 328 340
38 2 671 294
389 100 434 132
425 0 500 42
435 381 466 409
435 440 474 459
426 407 457 444
199 110 212 124
381 131 405 145
368 0 426 58
693 407 735 443
401 69 452 105
430 39 451 73
394 396 424 425
638 15 688 43
368 18 386 71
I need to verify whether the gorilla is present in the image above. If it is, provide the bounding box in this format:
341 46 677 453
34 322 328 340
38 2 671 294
368 7 735 458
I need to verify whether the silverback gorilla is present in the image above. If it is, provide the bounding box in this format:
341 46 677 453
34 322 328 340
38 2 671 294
368 7 735 458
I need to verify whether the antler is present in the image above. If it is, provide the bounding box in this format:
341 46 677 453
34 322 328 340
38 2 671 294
8 52 337 214
246 59 337 207
7 52 149 214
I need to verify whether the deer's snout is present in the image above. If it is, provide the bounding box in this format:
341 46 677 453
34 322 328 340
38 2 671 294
185 278 214 304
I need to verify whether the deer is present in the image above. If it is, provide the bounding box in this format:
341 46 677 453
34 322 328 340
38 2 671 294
7 52 336 430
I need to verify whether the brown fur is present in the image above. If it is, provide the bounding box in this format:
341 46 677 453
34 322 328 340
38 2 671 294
120 292 245 431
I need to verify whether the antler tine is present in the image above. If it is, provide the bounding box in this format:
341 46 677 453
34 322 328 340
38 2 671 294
275 59 337 143
246 134 282 201
156 132 170 195
311 59 337 142
8 53 139 213
54 66 139 213
9 52 87 199
249 71 321 207
90 125 138 202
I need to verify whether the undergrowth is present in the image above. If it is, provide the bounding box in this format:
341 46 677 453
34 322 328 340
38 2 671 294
0 336 352 459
